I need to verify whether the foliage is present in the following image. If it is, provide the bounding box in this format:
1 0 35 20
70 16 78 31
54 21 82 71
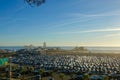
39 68 45 75
83 74 90 80
74 47 88 51
70 74 76 80
59 73 66 80
104 76 109 80
25 0 45 6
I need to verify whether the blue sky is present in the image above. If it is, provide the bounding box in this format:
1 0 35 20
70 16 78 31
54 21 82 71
0 0 120 46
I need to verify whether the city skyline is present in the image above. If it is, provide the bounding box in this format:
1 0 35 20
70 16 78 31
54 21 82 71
0 0 120 46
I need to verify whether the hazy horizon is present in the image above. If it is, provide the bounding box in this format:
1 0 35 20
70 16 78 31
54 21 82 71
1 45 120 47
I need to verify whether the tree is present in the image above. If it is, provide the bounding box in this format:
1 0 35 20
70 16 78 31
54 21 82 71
74 47 88 51
20 66 28 79
25 0 45 6
83 74 90 80
104 76 109 80
39 69 45 76
70 74 76 80
59 73 66 80
50 70 54 77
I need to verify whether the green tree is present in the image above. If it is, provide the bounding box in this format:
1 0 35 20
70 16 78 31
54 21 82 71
39 69 45 80
83 74 90 80
20 66 28 79
50 70 54 77
25 0 45 6
74 47 88 51
70 74 76 80
39 69 45 75
30 66 35 72
104 76 109 80
59 73 66 80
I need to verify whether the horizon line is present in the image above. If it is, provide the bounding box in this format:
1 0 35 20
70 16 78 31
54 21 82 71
1 45 120 47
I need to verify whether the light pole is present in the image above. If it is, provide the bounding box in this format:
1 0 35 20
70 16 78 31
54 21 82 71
9 57 12 80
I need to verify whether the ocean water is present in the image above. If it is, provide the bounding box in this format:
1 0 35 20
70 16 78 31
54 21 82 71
0 46 120 53
0 46 24 50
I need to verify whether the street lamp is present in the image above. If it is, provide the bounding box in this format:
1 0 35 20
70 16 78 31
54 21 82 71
9 57 12 80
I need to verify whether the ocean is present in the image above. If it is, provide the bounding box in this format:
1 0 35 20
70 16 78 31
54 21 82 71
0 46 120 53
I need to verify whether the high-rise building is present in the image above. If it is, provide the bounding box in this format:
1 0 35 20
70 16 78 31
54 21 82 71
43 42 46 49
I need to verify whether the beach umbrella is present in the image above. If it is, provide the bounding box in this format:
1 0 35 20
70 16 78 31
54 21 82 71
0 58 9 65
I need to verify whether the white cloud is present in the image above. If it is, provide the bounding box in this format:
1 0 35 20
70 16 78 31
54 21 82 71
53 19 90 28
82 28 120 33
58 28 120 34
70 10 120 18
45 17 92 29
104 33 120 37
50 10 120 29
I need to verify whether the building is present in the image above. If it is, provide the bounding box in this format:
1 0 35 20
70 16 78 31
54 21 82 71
43 42 46 49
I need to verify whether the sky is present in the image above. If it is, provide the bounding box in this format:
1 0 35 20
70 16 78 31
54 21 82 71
0 0 120 46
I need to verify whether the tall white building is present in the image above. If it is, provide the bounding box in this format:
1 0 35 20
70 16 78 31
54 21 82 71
43 42 46 49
